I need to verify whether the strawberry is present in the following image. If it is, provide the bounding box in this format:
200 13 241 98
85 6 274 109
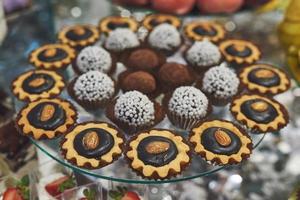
3 188 24 200
121 191 140 200
45 176 76 197
109 187 140 200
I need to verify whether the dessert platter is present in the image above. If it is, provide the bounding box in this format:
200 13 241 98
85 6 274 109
11 13 291 184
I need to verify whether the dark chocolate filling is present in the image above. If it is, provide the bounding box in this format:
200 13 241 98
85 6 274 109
149 19 173 27
37 48 68 62
192 25 217 36
201 127 241 155
73 128 115 159
107 22 130 30
240 99 278 124
65 27 93 41
22 73 55 94
27 102 66 130
248 68 280 87
137 136 178 167
225 44 252 58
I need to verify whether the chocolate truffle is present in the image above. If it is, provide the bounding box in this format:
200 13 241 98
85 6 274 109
74 46 115 74
124 48 166 71
158 62 195 91
167 86 211 130
201 64 240 106
105 28 140 53
185 40 222 72
106 90 165 134
121 71 157 94
148 24 182 55
70 71 116 109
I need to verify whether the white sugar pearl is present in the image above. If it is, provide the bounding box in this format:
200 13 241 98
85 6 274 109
168 86 209 119
114 91 155 126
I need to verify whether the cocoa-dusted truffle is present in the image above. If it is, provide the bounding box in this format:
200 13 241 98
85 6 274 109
124 48 166 71
121 71 157 94
158 62 195 91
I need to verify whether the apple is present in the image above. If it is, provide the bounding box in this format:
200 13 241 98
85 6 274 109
151 0 196 15
197 0 244 14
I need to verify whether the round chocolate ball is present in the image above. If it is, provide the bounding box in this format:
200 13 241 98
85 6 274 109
126 48 162 71
158 62 194 88
122 71 156 94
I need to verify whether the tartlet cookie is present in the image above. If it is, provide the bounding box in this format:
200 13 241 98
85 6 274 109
29 44 76 70
142 14 181 30
16 98 77 140
125 129 191 180
219 39 261 67
58 24 100 49
184 21 225 43
239 64 290 95
99 16 138 35
12 69 65 102
61 121 124 169
190 120 253 165
230 94 289 133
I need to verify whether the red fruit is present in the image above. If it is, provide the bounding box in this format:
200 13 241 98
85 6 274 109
3 188 23 200
114 0 149 6
152 0 196 15
45 176 69 197
121 191 141 200
197 0 244 14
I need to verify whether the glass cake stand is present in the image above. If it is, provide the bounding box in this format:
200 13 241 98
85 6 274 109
8 1 291 185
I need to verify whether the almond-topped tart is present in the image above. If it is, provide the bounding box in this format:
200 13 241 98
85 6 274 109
230 94 289 133
142 14 181 30
12 69 65 102
184 21 226 43
16 98 77 140
189 120 253 165
58 24 100 49
125 129 191 180
99 16 138 35
61 122 124 169
219 39 261 67
29 44 76 70
239 64 291 95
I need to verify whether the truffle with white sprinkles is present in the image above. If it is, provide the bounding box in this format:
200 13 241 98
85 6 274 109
148 23 181 53
76 46 113 74
105 28 140 52
73 71 115 108
114 91 155 127
168 86 209 119
202 64 239 104
185 40 221 70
